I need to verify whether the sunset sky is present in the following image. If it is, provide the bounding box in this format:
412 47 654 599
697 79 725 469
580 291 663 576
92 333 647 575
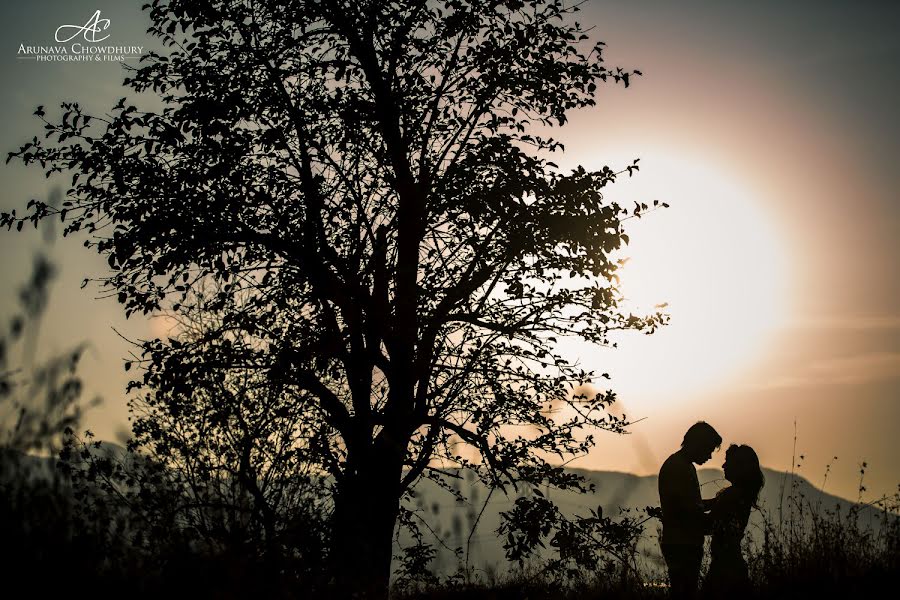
1 0 898 503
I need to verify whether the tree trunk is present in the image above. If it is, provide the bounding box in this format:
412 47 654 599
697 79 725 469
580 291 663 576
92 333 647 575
330 455 403 598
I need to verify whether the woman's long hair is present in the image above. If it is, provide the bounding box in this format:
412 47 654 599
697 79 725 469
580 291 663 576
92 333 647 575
726 444 765 505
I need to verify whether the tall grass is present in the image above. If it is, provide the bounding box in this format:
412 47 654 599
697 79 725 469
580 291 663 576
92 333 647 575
396 462 899 600
748 461 899 599
4 436 897 599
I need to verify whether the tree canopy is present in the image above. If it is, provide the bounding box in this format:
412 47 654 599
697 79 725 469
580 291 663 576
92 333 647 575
4 0 664 594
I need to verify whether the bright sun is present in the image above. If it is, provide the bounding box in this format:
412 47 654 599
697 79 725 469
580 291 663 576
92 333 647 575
561 150 790 404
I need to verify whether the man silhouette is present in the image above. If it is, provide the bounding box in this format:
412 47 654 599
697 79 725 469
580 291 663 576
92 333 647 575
658 421 722 599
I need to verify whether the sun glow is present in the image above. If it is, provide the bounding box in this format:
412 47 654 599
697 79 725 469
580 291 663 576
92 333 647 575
562 150 790 403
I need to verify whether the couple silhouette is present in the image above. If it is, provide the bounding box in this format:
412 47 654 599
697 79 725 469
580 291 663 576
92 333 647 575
658 422 764 599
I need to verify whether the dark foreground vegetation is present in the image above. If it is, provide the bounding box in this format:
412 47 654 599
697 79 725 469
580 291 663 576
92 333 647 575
2 441 897 600
400 491 900 600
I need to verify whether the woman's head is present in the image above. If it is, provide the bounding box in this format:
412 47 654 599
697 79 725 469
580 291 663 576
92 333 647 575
723 444 764 503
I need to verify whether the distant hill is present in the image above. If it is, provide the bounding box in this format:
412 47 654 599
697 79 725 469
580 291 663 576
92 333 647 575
398 466 890 578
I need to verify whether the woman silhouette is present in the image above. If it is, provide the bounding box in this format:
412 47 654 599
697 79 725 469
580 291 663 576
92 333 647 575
702 444 764 599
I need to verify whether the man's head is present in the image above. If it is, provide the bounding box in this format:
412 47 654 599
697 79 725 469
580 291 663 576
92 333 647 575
680 421 722 465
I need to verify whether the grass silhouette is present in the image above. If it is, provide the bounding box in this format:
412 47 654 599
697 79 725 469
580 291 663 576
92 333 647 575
2 425 897 599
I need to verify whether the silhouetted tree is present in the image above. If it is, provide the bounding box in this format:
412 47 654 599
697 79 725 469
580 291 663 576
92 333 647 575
5 0 664 595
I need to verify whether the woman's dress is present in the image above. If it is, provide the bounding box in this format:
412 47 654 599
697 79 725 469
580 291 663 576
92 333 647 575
704 486 752 597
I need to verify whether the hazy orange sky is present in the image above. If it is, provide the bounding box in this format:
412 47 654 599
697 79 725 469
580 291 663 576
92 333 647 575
1 0 898 503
